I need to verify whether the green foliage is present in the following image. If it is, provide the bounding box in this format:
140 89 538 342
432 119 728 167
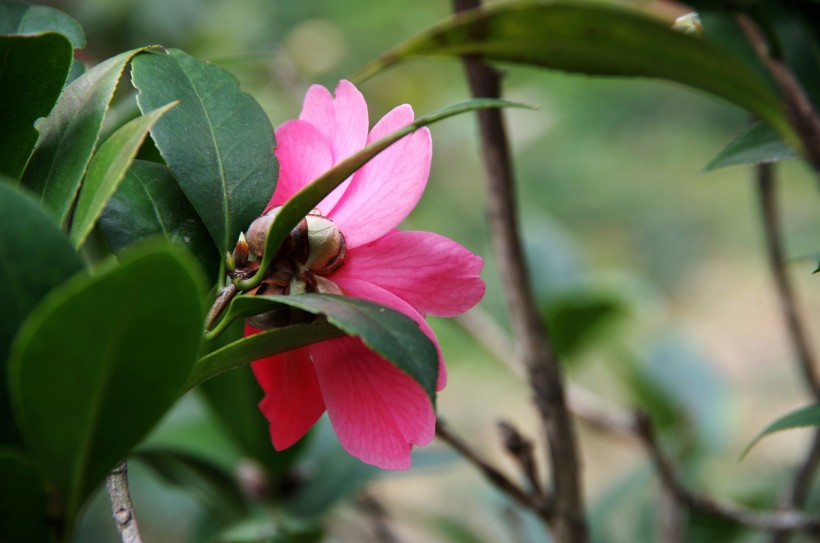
8 244 204 522
541 290 625 360
0 448 50 543
704 122 798 171
0 1 84 47
131 48 278 254
20 48 148 226
742 403 820 458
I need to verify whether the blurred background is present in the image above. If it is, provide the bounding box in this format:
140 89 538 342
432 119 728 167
34 0 820 541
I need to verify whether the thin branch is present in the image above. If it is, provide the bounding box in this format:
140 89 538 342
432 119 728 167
736 13 820 175
450 3 586 539
634 413 820 535
357 492 403 543
436 419 553 524
498 420 545 498
106 461 143 543
756 165 820 541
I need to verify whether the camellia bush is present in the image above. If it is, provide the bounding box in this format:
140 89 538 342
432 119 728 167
2 0 820 542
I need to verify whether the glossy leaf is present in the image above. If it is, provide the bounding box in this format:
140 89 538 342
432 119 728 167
0 182 84 445
0 448 49 543
187 322 345 392
8 244 204 519
204 294 439 404
134 447 247 521
98 159 219 279
704 122 798 172
0 34 73 181
69 102 176 248
0 1 85 47
20 48 147 226
238 98 523 291
131 48 278 254
355 2 797 150
742 403 820 459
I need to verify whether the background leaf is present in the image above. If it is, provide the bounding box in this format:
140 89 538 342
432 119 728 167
0 448 50 543
355 2 796 148
0 1 85 47
742 403 820 458
69 101 176 248
98 159 219 279
704 122 799 172
20 48 147 226
8 244 204 520
0 182 84 445
0 33 73 181
131 48 278 254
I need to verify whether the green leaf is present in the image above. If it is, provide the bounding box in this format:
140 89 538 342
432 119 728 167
0 1 85 48
20 48 148 226
0 448 49 543
134 447 247 521
542 291 625 359
354 2 798 150
0 34 73 181
8 244 204 520
187 322 345 392
704 122 799 172
131 48 278 254
69 101 177 248
742 403 820 459
239 98 524 292
0 182 84 445
98 159 219 279
204 294 440 404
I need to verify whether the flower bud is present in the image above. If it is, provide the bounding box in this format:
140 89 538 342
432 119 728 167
246 208 281 258
233 232 249 268
305 214 346 275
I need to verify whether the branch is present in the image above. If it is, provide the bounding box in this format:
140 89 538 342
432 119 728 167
450 3 586 539
756 165 820 541
436 419 553 523
736 14 820 175
634 413 820 535
106 461 143 543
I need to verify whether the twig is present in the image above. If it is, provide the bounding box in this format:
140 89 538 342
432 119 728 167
436 419 553 524
756 165 820 541
357 492 402 543
498 420 544 498
736 13 820 175
204 282 239 331
634 412 820 535
106 461 143 543
451 2 586 539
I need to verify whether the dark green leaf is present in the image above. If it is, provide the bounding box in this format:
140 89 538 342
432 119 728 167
0 1 85 48
0 182 84 445
99 159 219 279
0 34 73 181
69 101 177 248
187 323 345 392
20 48 147 226
0 448 49 543
8 244 204 519
131 48 278 254
742 403 820 459
204 294 439 404
704 122 799 172
542 291 625 359
355 3 797 149
134 447 247 521
240 98 524 292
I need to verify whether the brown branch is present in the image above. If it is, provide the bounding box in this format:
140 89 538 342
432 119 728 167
205 282 239 331
436 419 553 524
756 165 820 541
736 13 820 175
634 413 820 535
106 461 143 543
498 420 544 498
450 2 586 539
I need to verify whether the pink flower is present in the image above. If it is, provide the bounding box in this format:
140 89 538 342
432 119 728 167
247 80 485 470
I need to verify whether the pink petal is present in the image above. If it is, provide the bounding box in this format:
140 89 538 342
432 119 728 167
248 326 326 450
329 105 431 247
269 120 333 211
310 336 435 470
333 276 447 391
297 81 369 211
333 230 485 317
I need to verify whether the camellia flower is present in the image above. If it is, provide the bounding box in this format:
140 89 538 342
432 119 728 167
245 80 485 470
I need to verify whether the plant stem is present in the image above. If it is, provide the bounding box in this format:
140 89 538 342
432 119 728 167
451 1 586 540
106 461 142 543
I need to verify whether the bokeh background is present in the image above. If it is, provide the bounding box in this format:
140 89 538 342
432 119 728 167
35 0 820 541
